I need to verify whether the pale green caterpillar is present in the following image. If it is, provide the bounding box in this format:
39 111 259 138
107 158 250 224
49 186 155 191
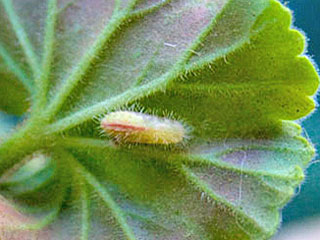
101 111 186 144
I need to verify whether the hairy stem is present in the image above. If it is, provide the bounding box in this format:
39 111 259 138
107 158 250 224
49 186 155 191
67 154 137 240
80 184 90 240
43 1 139 122
0 122 42 176
34 0 58 111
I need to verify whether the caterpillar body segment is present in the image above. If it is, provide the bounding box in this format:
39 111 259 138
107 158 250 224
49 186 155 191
101 111 187 145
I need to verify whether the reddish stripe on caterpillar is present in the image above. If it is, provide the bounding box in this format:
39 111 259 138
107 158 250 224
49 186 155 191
100 111 186 144
102 123 146 132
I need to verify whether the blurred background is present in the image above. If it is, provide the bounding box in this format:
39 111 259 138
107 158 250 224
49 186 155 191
0 0 319 239
275 0 320 239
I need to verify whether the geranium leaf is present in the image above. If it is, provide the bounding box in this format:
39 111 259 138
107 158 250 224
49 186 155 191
0 0 318 239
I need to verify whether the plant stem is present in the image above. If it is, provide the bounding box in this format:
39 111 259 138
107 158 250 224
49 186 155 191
0 121 47 176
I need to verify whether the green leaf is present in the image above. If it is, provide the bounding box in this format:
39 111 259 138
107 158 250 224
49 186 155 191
0 0 42 115
0 0 318 239
0 67 30 115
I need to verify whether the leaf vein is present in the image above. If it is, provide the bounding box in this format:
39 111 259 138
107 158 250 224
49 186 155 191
35 0 58 110
181 165 271 237
0 43 33 93
78 162 137 240
0 0 41 77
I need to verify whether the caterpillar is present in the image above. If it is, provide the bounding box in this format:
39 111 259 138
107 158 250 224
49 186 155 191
100 111 186 144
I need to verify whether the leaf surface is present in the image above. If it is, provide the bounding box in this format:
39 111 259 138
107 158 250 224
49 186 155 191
0 0 318 239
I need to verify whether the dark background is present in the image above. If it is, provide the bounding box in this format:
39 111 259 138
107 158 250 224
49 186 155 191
282 0 320 225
